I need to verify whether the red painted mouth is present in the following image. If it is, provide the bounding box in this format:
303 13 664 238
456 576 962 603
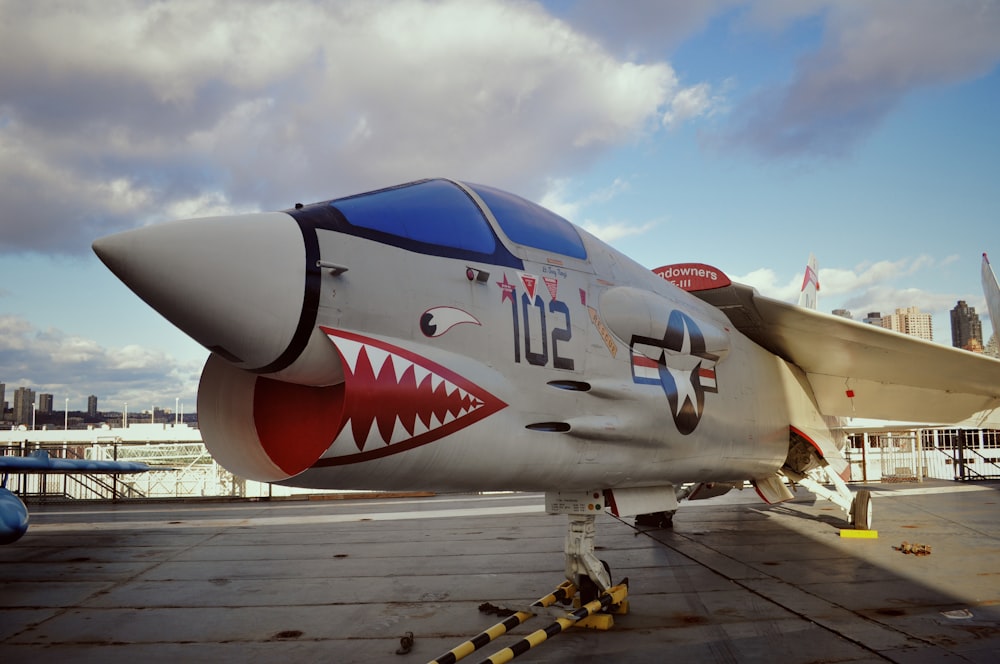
310 327 507 466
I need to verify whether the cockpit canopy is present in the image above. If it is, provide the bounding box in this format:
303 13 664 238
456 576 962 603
326 179 587 265
464 182 587 260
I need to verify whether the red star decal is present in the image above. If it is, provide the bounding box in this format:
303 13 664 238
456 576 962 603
497 273 516 304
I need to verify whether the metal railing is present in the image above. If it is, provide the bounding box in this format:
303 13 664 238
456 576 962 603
2 441 194 502
934 429 1000 481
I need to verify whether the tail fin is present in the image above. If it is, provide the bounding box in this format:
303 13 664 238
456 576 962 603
798 253 819 310
982 252 1000 338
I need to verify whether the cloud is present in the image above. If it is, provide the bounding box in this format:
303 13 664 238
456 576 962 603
735 255 945 303
820 256 936 296
539 177 631 219
0 315 201 408
539 176 657 243
722 0 1000 157
0 0 706 255
4 1 996 259
733 254 992 344
839 286 962 321
580 219 658 244
553 0 739 58
662 82 724 129
730 267 788 297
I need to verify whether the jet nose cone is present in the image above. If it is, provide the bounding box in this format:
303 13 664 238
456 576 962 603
93 212 310 371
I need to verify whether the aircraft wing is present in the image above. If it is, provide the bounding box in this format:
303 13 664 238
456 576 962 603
693 281 1000 422
0 450 152 474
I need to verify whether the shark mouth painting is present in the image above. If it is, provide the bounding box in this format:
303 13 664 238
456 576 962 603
310 327 507 466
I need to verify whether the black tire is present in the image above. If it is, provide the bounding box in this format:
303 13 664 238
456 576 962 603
579 559 612 606
851 489 873 530
635 511 674 529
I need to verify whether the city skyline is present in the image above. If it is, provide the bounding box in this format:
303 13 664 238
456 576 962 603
1 381 192 422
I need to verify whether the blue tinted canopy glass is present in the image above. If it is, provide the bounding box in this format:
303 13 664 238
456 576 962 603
468 183 587 260
331 180 496 254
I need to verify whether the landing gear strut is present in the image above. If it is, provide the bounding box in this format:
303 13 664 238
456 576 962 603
781 429 874 530
787 464 874 528
564 513 612 594
546 492 612 593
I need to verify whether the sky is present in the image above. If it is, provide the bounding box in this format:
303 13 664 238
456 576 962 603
1 0 999 413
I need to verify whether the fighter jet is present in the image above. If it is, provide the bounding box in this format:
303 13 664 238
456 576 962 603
92 178 1000 594
1 450 156 544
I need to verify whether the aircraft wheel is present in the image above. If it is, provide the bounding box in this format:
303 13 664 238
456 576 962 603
635 510 674 529
851 489 873 530
578 559 612 606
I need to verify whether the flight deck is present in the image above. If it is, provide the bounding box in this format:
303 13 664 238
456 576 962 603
2 481 999 662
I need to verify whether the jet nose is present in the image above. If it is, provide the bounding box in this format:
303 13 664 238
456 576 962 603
93 212 311 372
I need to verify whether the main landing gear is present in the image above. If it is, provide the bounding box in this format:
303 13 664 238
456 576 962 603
788 465 874 529
547 491 629 611
780 430 874 530
564 513 612 597
426 491 628 663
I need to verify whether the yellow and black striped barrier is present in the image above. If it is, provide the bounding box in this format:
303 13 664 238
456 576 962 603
427 581 577 664
476 583 628 664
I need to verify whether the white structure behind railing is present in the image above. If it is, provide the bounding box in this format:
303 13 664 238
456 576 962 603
1 424 333 499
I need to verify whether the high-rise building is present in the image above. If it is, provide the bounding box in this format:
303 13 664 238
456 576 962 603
862 312 883 326
986 334 999 359
13 387 36 425
963 338 985 353
880 307 933 341
0 382 5 418
831 309 852 319
950 300 983 350
87 395 99 418
38 393 54 414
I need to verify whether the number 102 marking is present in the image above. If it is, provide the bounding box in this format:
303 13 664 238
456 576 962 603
509 293 574 370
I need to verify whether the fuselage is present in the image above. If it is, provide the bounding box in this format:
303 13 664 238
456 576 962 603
94 179 822 494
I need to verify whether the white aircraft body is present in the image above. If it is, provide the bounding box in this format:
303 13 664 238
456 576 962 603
92 179 1000 593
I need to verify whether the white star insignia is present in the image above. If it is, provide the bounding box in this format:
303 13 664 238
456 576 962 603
667 365 700 418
